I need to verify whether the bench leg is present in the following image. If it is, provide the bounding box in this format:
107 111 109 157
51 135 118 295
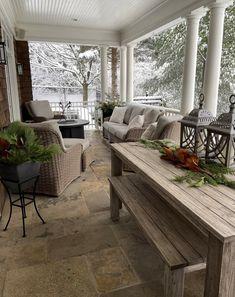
111 150 123 212
110 184 120 222
164 266 185 297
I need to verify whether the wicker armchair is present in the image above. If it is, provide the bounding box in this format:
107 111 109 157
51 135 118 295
29 124 82 196
25 100 65 123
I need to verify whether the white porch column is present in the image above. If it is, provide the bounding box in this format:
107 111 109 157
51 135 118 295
120 46 127 102
203 1 232 115
100 45 108 101
181 10 205 115
126 44 135 102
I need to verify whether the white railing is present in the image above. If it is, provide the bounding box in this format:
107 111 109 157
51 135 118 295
50 101 97 130
133 96 162 106
161 107 181 116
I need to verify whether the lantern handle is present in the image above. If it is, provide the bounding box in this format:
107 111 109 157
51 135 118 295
199 93 204 109
229 95 235 113
229 94 235 105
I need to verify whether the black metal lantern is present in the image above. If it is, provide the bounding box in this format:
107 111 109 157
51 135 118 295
0 42 7 65
180 94 214 156
205 95 235 168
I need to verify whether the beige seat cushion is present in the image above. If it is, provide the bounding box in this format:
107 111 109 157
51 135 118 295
26 100 54 120
143 107 163 128
103 121 126 132
64 138 90 151
114 125 129 140
103 121 129 140
109 106 127 124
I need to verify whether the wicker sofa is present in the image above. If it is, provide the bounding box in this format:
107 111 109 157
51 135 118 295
27 121 94 196
103 103 182 143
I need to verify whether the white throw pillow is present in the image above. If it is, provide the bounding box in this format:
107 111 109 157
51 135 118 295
128 115 144 130
109 106 127 124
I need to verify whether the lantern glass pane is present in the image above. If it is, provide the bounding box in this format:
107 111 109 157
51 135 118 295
206 132 228 165
0 46 4 63
228 137 235 168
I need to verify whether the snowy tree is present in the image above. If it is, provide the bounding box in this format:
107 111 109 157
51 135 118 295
135 4 235 114
29 43 100 103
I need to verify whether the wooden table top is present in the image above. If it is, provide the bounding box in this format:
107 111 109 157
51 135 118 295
111 142 235 243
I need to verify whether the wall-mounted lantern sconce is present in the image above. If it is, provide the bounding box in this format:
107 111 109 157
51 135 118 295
17 63 23 76
0 42 7 65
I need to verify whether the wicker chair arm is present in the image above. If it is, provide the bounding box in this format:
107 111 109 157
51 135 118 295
125 128 146 142
33 116 49 123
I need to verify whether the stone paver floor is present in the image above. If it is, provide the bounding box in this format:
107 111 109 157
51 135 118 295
0 131 205 297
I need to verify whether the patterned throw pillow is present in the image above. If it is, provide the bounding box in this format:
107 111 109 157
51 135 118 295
141 122 158 140
128 115 145 130
109 106 127 124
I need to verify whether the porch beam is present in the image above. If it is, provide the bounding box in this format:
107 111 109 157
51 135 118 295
181 9 206 115
126 44 135 102
101 45 108 101
203 0 233 115
120 46 127 102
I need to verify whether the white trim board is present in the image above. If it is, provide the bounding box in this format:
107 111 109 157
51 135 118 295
16 23 121 47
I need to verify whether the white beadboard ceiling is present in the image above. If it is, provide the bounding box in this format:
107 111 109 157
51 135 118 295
10 0 165 31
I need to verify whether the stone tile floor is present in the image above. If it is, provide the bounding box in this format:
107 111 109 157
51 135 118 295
0 130 205 297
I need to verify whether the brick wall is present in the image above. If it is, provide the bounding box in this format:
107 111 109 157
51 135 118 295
0 26 10 128
0 25 10 215
15 41 33 120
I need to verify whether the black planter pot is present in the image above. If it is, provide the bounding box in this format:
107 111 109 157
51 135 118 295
0 162 41 192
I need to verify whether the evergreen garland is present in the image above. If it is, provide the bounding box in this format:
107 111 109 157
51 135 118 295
140 139 235 189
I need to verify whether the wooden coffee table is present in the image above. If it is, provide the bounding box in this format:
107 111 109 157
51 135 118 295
58 119 89 138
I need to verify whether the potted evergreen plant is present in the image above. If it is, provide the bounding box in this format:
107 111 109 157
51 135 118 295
96 99 122 126
0 122 60 184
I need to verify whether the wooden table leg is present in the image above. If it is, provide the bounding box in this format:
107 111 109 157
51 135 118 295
164 265 184 297
204 234 235 297
110 149 123 221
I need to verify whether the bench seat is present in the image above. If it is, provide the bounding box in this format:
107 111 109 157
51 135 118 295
109 174 208 296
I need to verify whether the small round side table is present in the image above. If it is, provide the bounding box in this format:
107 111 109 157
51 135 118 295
1 175 45 237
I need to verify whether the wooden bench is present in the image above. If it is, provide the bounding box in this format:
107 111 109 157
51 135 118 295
109 174 208 297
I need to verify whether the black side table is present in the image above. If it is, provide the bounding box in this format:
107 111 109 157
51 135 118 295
1 175 45 237
58 119 89 138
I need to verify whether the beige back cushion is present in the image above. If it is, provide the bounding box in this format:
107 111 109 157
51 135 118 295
155 115 182 139
141 115 182 141
143 107 163 128
27 100 54 119
128 105 145 123
123 104 134 124
159 121 181 144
